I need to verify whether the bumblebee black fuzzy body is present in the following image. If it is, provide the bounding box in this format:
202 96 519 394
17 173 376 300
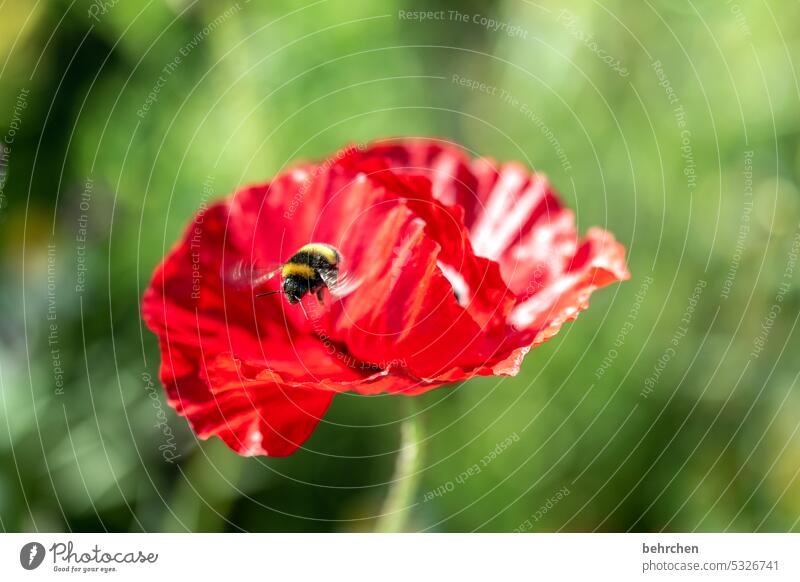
280 243 341 304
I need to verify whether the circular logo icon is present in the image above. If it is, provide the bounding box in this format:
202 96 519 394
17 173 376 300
19 542 46 570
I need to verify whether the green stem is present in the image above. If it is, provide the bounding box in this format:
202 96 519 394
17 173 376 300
375 399 424 532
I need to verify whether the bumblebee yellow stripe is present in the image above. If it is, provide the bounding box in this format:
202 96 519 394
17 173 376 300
298 243 338 264
282 263 316 278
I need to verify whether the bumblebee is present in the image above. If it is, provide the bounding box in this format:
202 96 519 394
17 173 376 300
267 243 341 304
227 243 356 308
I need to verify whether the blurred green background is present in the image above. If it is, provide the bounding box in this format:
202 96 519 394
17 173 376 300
1 0 799 532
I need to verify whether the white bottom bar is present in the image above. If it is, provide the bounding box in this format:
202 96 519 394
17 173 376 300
1 533 798 581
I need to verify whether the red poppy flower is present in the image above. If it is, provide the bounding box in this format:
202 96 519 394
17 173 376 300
141 139 629 456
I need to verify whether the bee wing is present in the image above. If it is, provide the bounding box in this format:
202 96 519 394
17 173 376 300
222 260 281 290
320 268 362 300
